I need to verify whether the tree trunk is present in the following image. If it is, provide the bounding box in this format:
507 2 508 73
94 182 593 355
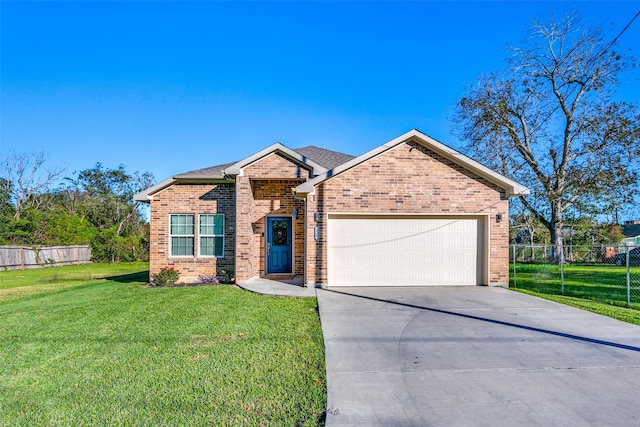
116 206 137 236
549 202 564 264
528 225 535 261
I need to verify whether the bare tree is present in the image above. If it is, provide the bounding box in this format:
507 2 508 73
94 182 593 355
0 151 65 219
454 11 640 262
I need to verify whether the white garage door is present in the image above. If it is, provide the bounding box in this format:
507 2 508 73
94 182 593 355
327 215 484 287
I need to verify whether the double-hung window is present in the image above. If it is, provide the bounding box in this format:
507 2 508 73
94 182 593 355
170 214 194 256
199 214 224 257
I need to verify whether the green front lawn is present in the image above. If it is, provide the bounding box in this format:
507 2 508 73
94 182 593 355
511 263 640 326
0 264 326 426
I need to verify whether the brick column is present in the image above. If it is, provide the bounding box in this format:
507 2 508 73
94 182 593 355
235 176 254 281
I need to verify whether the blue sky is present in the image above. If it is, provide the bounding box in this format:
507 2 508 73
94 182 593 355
2 1 639 219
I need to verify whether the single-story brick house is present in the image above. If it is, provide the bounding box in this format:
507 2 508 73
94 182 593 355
134 129 529 287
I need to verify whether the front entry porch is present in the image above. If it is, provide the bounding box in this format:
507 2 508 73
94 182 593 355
237 276 316 297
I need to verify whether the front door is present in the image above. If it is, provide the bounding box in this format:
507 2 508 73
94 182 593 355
267 217 293 274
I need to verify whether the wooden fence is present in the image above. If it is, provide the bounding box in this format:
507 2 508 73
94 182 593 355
0 246 92 270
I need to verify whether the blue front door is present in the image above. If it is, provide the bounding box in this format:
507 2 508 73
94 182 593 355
267 217 292 274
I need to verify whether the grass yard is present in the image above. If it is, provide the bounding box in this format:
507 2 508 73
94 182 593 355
511 263 640 326
0 264 326 426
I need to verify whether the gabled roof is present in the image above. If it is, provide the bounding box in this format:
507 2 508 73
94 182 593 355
294 146 356 170
224 143 328 176
174 162 236 180
295 129 530 198
133 144 354 202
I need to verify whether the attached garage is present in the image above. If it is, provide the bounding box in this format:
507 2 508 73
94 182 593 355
327 214 487 287
295 129 530 288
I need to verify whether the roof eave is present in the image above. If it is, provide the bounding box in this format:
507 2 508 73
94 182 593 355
505 186 530 198
133 176 234 202
294 129 530 197
173 174 232 181
133 177 176 202
225 142 328 176
406 130 530 198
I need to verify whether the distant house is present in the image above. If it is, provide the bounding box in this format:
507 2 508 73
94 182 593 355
134 129 529 287
623 219 640 234
622 220 640 246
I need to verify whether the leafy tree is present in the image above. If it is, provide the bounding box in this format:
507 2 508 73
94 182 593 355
68 163 153 262
25 206 94 246
70 163 153 236
563 216 625 246
0 157 153 263
0 179 16 244
0 179 14 216
454 12 640 261
90 227 149 263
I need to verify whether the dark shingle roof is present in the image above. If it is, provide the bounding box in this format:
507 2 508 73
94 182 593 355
174 162 236 179
174 146 354 178
623 223 640 238
293 146 355 170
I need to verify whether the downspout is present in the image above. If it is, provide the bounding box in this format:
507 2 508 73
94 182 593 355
223 172 243 281
294 190 308 287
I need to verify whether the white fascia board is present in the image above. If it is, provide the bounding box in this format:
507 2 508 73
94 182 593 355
133 178 176 202
173 175 232 181
133 176 234 202
224 142 328 176
295 129 530 197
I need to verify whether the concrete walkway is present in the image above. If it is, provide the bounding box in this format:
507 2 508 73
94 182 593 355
237 276 317 297
317 286 640 426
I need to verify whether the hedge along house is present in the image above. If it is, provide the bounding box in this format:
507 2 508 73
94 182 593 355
134 129 529 287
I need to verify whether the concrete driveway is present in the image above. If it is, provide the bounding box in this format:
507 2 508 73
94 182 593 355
317 286 640 426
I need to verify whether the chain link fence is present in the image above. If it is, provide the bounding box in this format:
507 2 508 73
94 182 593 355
510 244 640 308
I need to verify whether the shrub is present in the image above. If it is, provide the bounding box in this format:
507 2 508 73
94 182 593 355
198 272 220 285
219 269 234 284
151 266 180 287
91 228 148 263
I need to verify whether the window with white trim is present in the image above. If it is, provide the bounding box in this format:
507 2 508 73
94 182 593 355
170 214 194 256
199 214 224 257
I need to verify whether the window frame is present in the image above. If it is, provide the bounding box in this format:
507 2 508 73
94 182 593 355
198 214 225 258
169 214 195 257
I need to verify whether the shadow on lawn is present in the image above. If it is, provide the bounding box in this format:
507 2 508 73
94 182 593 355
106 271 149 283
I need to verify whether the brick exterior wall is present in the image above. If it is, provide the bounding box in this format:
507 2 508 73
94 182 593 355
305 140 510 286
234 152 311 282
244 152 314 180
149 182 235 283
147 142 512 286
